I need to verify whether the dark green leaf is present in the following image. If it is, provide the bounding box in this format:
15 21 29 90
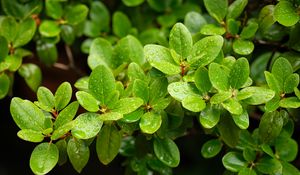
238 167 257 175
169 23 192 58
36 41 58 66
265 71 282 93
96 124 121 165
112 11 132 38
240 21 258 39
0 36 8 62
61 25 75 45
111 97 143 114
222 152 247 172
140 112 162 134
0 73 10 99
258 5 276 33
282 162 300 175
30 143 59 175
275 136 298 161
259 111 283 143
88 38 112 69
153 137 180 167
255 157 282 174
227 0 248 19
67 138 90 173
272 57 293 89
18 64 42 92
90 1 110 32
133 79 149 103
194 67 212 94
56 139 68 166
218 116 240 148
45 0 63 19
122 108 144 123
122 0 144 6
184 12 207 34
201 139 223 158
54 82 72 111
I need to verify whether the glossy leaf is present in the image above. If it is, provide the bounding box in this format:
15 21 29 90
222 152 247 172
194 67 212 94
0 73 10 99
65 4 88 25
88 38 112 69
222 98 243 115
36 41 58 66
133 79 149 103
265 71 281 93
184 12 207 34
0 16 17 42
51 121 75 140
18 64 42 92
232 110 249 129
54 101 79 129
199 105 220 129
188 35 224 67
274 1 299 26
203 0 228 22
30 143 59 175
17 129 44 143
13 17 36 47
240 87 275 105
182 95 206 112
218 116 240 148
37 87 55 111
240 21 258 39
111 97 143 114
209 63 229 91
96 124 121 165
56 140 68 166
233 39 254 55
140 112 162 134
282 162 300 175
284 73 299 94
5 54 22 71
76 91 99 112
67 138 90 173
279 97 300 108
238 168 257 175
275 136 298 161
255 157 282 174
72 113 103 140
169 23 192 58
39 20 60 37
259 111 283 143
201 139 223 158
153 137 180 167
54 82 72 111
229 58 249 89
145 44 180 75
258 5 276 33
99 112 123 121
127 62 147 81
168 82 199 101
272 57 293 88
200 24 226 35
227 0 248 19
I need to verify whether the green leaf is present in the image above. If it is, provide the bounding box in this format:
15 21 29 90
145 44 180 75
128 62 147 81
200 24 226 35
256 157 282 174
152 97 172 110
56 140 67 166
199 105 220 129
122 0 144 6
54 82 72 111
140 112 162 134
5 54 22 71
54 101 79 129
67 138 90 173
64 4 88 25
188 35 224 67
0 36 8 61
227 18 240 35
111 97 143 114
89 65 115 105
203 0 228 22
0 16 17 42
36 41 58 66
222 152 247 172
122 108 144 123
282 162 300 175
240 87 275 105
153 137 180 167
240 21 258 39
233 39 254 55
279 97 300 108
272 57 293 88
51 121 75 140
169 23 192 58
30 143 59 175
74 77 89 91
265 71 282 93
10 97 45 131
0 73 10 99
39 20 61 37
149 77 168 104
90 1 110 32
96 124 121 165
45 0 63 19
275 136 298 161
209 63 229 91
232 110 249 129
76 91 99 112
201 139 223 158
259 111 283 143
210 91 232 104
99 112 123 121
37 87 55 111
17 129 44 143
133 79 149 103
112 11 132 38
13 17 36 47
227 0 248 19
72 113 103 140
168 82 199 101
61 25 75 45
114 35 145 66
18 64 42 92
184 12 207 34
218 116 240 148
295 87 300 99
274 1 299 27
258 5 276 33
284 73 299 94
182 95 206 112
88 38 112 69
229 57 249 89
238 168 257 175
194 67 212 94
222 98 243 115
243 148 256 162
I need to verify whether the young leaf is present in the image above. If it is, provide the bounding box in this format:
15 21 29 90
188 35 224 67
182 95 206 112
89 65 116 105
199 105 220 129
255 157 282 174
39 20 61 37
76 91 99 112
10 98 45 131
203 0 228 22
64 4 88 25
201 139 223 158
222 98 243 115
133 79 149 103
30 143 59 175
169 23 192 58
88 38 112 69
144 44 181 75
5 54 22 71
194 67 212 94
0 73 10 99
54 82 72 111
37 87 55 111
227 0 248 19
233 39 254 55
274 1 299 26
240 87 275 105
209 63 229 91
222 152 247 172
168 82 199 101
111 97 143 114
17 129 44 143
18 64 42 92
112 11 132 38
67 138 90 173
229 57 250 89
279 97 300 108
140 112 162 134
284 73 299 94
54 101 79 129
96 124 121 165
210 91 232 104
232 110 249 129
51 121 75 140
72 113 103 140
259 111 283 143
153 137 180 167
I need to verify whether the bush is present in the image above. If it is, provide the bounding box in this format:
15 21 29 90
1 0 300 174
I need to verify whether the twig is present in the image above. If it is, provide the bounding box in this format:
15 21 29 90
53 62 69 70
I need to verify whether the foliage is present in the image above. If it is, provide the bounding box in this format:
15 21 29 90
1 0 300 174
